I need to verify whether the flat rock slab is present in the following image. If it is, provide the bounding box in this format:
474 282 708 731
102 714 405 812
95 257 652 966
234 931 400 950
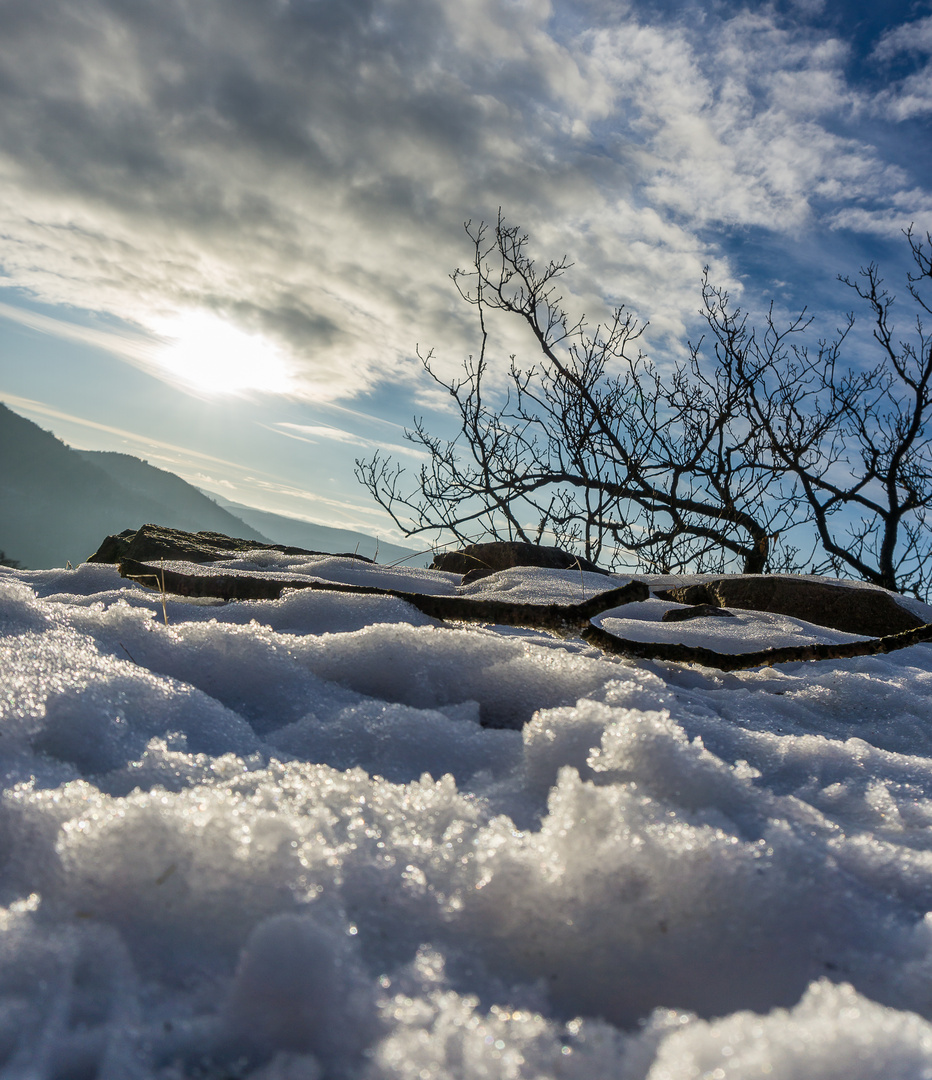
117 557 650 631
655 575 922 638
86 524 373 566
661 603 736 622
432 541 608 577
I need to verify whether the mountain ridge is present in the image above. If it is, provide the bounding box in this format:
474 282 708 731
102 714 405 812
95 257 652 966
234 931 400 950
0 402 420 568
0 402 272 567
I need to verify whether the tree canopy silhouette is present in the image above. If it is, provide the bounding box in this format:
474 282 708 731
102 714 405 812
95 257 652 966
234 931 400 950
357 217 932 599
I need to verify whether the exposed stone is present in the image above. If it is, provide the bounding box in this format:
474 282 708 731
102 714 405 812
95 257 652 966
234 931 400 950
655 576 923 637
85 528 138 565
119 557 650 633
461 567 497 585
431 541 609 577
86 523 373 566
661 603 736 622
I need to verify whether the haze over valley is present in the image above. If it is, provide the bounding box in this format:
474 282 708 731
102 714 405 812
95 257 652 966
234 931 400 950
0 402 419 569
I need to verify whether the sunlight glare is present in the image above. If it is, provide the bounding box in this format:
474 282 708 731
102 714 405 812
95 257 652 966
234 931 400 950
151 311 293 396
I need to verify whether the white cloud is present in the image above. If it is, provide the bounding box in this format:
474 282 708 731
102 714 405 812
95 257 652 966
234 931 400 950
873 15 932 60
0 0 927 404
583 12 893 235
872 16 932 121
0 301 154 365
267 421 428 460
0 392 249 471
824 182 932 236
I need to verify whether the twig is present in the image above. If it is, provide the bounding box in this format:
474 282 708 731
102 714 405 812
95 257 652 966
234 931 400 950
125 561 169 625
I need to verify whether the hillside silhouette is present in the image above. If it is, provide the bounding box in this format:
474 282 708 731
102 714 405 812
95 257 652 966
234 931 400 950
0 403 269 568
0 403 423 569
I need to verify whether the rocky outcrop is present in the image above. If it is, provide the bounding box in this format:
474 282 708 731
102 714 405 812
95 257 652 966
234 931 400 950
86 524 373 566
116 554 932 673
431 541 608 578
655 576 922 637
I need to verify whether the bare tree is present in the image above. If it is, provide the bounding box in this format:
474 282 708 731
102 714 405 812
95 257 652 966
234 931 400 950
356 215 794 574
357 217 932 597
701 226 932 599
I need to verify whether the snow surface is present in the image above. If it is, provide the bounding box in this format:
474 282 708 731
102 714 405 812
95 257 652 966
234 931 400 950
3 553 932 1078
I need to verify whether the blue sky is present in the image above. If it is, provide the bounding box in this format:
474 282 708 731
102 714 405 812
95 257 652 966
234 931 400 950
1 0 931 543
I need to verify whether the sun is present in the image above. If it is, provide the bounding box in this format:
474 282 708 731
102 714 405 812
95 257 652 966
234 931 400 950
150 310 293 396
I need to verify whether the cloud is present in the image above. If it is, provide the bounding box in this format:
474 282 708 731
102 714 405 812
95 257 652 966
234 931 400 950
828 186 932 237
0 301 156 363
584 12 898 233
0 0 928 402
873 14 932 60
871 15 932 121
266 420 427 460
0 392 248 471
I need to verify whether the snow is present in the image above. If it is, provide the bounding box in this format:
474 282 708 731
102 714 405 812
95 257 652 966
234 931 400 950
2 552 932 1078
593 599 869 652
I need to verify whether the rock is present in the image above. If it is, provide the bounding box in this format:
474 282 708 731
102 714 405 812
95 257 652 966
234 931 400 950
430 541 609 577
461 567 498 585
86 524 373 566
661 604 736 622
655 576 923 638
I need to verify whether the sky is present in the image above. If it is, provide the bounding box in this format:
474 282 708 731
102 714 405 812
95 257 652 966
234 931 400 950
1 0 932 543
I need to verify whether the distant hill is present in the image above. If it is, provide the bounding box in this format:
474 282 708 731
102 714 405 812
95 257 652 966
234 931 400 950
209 496 428 566
79 451 273 540
0 402 268 568
0 401 427 570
